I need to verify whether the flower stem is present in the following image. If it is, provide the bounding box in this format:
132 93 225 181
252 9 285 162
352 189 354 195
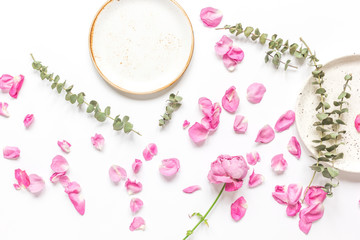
183 184 226 240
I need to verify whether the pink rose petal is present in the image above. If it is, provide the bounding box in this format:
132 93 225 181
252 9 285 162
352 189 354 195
51 155 69 173
109 165 127 184
130 198 143 213
215 35 233 56
9 75 24 99
286 202 302 217
143 143 158 161
14 169 30 189
271 154 288 173
159 158 180 177
222 54 237 71
272 185 287 205
3 146 20 160
222 86 240 113
225 180 243 192
188 122 209 144
275 110 295 132
200 7 223 27
183 120 190 129
247 83 266 104
288 136 301 159
231 196 247 221
286 184 303 216
129 217 145 231
65 181 81 194
226 46 245 63
125 179 143 195
299 203 324 234
59 175 70 188
0 74 14 90
183 185 201 194
355 114 360 132
0 102 10 117
248 170 264 188
91 133 104 151
255 125 275 143
57 140 71 153
68 193 85 215
246 151 260 166
304 186 327 205
198 97 214 117
27 174 45 194
23 114 34 128
233 115 248 133
132 159 142 174
50 172 66 183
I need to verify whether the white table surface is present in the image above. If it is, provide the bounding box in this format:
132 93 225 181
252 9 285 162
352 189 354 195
1 0 359 239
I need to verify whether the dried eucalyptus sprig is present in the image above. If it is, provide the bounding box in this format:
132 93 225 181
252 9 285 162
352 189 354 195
30 54 141 136
159 92 182 127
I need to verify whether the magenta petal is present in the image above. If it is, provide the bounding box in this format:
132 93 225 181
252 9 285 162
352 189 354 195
183 185 201 194
222 86 240 113
305 186 327 205
188 122 209 144
275 110 295 132
222 53 238 71
248 170 264 188
51 155 69 173
23 114 34 128
286 201 302 217
143 143 157 161
50 172 66 183
299 203 324 234
0 102 10 117
27 174 45 194
130 198 143 213
355 114 360 132
288 136 301 159
3 146 20 160
299 218 312 234
233 115 248 133
109 165 127 183
255 125 275 143
183 120 190 129
227 47 244 63
68 193 85 215
272 185 287 205
225 180 243 192
0 74 14 90
132 159 143 174
200 7 223 27
246 152 260 166
271 154 288 173
125 179 143 195
215 35 233 56
9 75 24 99
129 217 145 231
57 140 71 153
159 158 180 177
65 181 81 194
231 196 247 221
247 83 266 104
91 133 104 150
14 169 30 189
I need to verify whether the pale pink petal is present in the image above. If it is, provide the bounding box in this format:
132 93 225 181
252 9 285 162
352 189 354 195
233 115 248 133
130 198 143 213
23 114 34 128
198 97 213 117
142 143 157 161
355 114 360 132
271 154 288 173
109 165 127 184
275 110 295 132
247 83 266 104
299 203 324 234
304 186 327 205
68 193 85 215
13 184 21 190
0 102 10 117
286 202 302 217
183 185 201 194
222 86 240 113
3 146 20 160
221 155 249 180
50 172 66 183
132 159 142 174
299 218 312 235
91 133 104 151
27 174 45 194
188 122 209 144
287 184 303 205
227 47 245 63
215 35 233 56
9 75 24 99
129 217 145 231
14 169 30 189
288 136 301 159
125 179 143 195
246 152 260 165
0 74 14 90
183 120 190 129
159 158 180 177
201 103 222 131
231 196 247 221
248 170 264 188
225 180 243 192
65 181 81 194
272 185 287 205
57 140 71 153
222 53 237 71
200 7 223 27
255 125 275 143
51 155 69 173
59 175 70 188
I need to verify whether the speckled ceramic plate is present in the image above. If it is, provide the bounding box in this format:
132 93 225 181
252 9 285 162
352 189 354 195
89 0 194 95
296 55 360 173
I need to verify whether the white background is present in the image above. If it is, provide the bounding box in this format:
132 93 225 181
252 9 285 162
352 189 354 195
1 0 360 239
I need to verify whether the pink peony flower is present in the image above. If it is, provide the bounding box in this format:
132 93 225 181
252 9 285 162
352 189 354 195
143 143 157 161
299 203 324 234
132 159 142 174
0 74 14 90
125 179 143 195
91 133 104 150
129 217 145 231
13 169 30 190
130 198 143 213
248 170 264 188
233 115 248 133
222 86 240 113
57 140 71 153
109 165 127 184
275 110 295 132
208 155 249 192
255 125 275 143
231 196 247 221
355 114 360 132
23 114 34 128
9 75 24 99
183 185 201 194
51 155 69 173
183 120 190 129
271 154 288 173
0 102 10 117
247 83 266 104
200 7 223 27
288 136 301 159
215 35 244 71
3 146 20 160
304 186 327 205
159 158 180 177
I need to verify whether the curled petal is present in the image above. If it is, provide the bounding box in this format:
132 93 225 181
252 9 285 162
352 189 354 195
198 97 213 117
272 185 287 205
215 35 233 56
91 133 104 151
227 47 244 63
129 217 145 231
287 184 303 205
23 114 34 128
288 136 301 159
200 7 223 27
130 198 143 213
109 165 127 184
188 122 209 144
222 86 240 113
183 185 201 194
255 125 275 143
246 151 260 165
159 158 180 177
3 146 20 160
14 169 30 189
355 114 360 132
65 181 81 194
57 140 71 153
286 202 302 217
125 179 143 195
305 186 327 205
51 155 69 173
9 75 24 99
222 54 237 71
143 143 158 161
299 203 324 234
0 74 14 90
271 154 288 173
247 83 266 104
225 180 243 192
59 175 70 188
248 170 264 188
231 196 247 221
68 193 85 215
233 115 248 133
132 159 142 174
50 172 66 183
27 174 45 194
183 120 190 129
201 103 221 131
0 102 10 117
275 110 295 132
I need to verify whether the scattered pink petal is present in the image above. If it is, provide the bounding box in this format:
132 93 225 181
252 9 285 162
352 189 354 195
248 170 264 188
246 152 260 166
130 198 143 213
50 172 66 183
142 143 158 161
198 97 214 116
286 184 303 216
91 133 104 151
288 136 301 159
304 186 327 205
272 185 287 205
0 74 14 90
132 159 142 174
3 146 20 160
14 169 30 189
129 217 145 231
200 7 223 27
188 122 209 144
275 110 295 132
222 86 240 113
59 175 70 188
183 185 201 194
159 158 180 177
299 203 324 234
64 181 81 194
232 115 248 134
247 83 266 104
109 165 127 184
57 140 71 153
255 125 275 143
27 174 45 194
231 196 247 221
271 154 288 173
215 35 233 56
68 193 85 215
9 75 24 99
125 179 143 195
222 47 245 71
0 102 10 117
23 114 34 128
51 155 69 173
222 54 237 71
183 120 190 129
355 114 360 132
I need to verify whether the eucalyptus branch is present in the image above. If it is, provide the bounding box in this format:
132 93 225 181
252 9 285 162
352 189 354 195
30 54 141 136
159 92 182 127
